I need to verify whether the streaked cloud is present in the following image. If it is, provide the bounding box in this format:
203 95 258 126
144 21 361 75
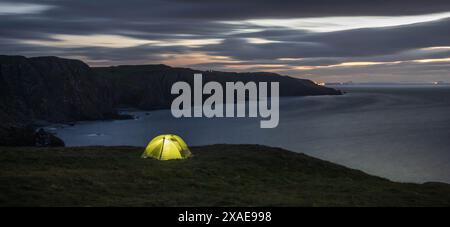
242 12 450 32
22 34 157 48
0 2 53 15
159 53 242 66
1 0 450 82
245 38 280 44
301 61 403 69
421 46 450 51
22 34 224 49
413 57 450 63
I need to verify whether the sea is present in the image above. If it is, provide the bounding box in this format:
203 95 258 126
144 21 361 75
49 85 450 183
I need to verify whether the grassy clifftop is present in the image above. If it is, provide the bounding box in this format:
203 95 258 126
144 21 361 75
1 144 449 207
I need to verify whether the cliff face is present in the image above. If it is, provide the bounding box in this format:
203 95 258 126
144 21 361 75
0 55 340 131
0 55 116 127
94 65 340 110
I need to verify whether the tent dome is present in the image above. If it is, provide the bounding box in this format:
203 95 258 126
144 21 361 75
142 134 191 160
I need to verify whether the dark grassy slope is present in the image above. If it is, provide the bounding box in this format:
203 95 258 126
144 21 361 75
1 145 449 207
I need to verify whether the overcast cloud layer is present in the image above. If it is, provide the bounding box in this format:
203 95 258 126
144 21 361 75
1 0 450 82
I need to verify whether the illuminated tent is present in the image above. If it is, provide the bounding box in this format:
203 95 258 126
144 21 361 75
142 134 191 160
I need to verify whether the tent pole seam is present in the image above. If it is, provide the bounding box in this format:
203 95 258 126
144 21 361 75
159 137 165 160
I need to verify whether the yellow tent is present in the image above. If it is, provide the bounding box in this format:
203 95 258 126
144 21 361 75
142 134 192 160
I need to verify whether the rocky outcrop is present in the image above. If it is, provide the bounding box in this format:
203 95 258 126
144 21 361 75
34 129 65 147
0 126 64 147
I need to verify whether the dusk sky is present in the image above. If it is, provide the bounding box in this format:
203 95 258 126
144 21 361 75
1 0 450 83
